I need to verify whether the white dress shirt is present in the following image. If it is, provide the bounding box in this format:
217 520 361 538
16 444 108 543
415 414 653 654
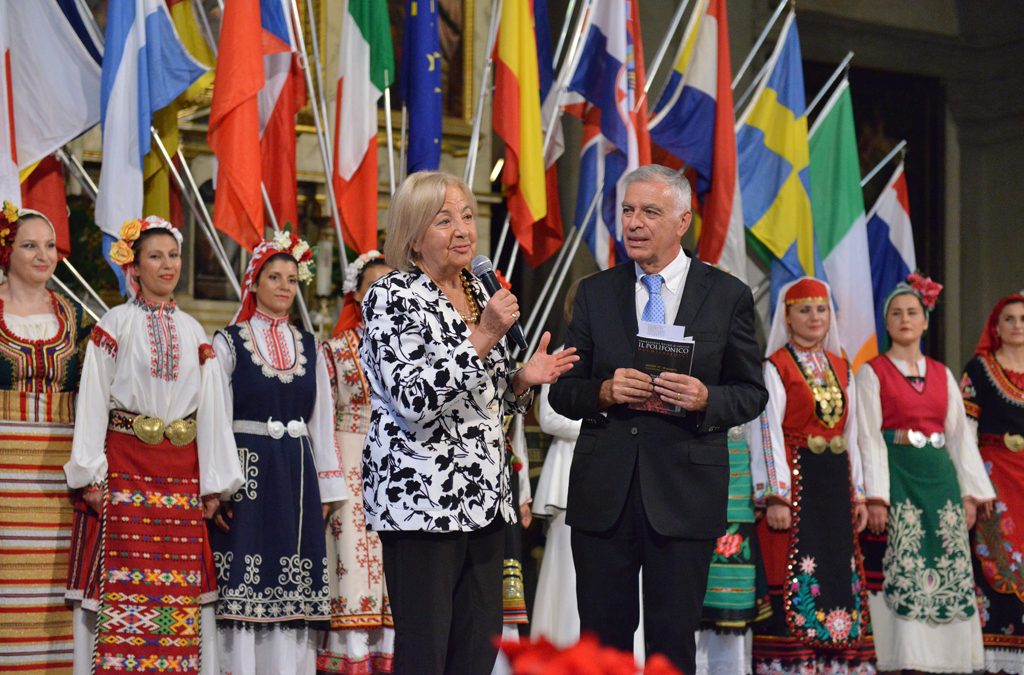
633 247 690 325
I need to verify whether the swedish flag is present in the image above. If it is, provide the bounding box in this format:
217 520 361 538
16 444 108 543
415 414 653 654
736 11 819 297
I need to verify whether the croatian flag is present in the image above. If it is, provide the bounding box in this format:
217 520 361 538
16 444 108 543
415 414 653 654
567 0 650 269
649 0 744 279
865 160 916 339
94 0 204 278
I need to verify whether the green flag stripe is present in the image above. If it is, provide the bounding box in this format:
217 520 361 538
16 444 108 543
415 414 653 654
808 83 865 259
349 0 396 93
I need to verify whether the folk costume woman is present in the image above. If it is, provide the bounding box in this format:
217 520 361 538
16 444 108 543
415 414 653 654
360 171 576 675
317 250 395 675
64 216 243 675
749 277 874 674
961 293 1024 673
856 275 994 673
0 203 92 673
209 232 347 675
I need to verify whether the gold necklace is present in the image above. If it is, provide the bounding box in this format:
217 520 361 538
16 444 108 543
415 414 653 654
458 274 480 325
791 345 845 428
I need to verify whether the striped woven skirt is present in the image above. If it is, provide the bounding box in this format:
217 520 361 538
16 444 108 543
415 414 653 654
0 391 77 674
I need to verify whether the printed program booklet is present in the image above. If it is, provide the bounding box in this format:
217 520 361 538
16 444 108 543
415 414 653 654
628 321 695 417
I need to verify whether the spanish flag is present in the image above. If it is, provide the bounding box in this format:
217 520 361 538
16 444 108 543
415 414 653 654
493 0 562 268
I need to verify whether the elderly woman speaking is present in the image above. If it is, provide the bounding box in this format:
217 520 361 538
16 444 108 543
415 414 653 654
360 171 576 674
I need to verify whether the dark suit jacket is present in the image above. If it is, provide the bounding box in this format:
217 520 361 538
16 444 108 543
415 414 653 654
549 255 767 539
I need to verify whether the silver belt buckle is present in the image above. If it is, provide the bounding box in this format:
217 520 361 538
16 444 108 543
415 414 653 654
930 432 946 448
728 426 745 442
267 418 285 439
286 420 305 438
907 429 927 448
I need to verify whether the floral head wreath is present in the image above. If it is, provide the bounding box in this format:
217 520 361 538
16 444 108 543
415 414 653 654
232 230 315 325
0 201 22 270
107 216 184 298
883 271 943 318
341 249 384 295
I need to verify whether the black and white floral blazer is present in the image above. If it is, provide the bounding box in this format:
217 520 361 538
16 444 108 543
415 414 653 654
360 268 531 532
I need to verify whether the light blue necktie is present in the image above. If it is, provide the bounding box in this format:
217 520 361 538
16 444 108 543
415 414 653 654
641 274 666 323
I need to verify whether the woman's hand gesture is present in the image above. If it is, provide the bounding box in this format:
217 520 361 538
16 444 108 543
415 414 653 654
513 332 578 394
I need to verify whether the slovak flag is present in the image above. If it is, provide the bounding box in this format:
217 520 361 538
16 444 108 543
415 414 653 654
865 160 917 339
94 0 205 269
566 0 651 269
649 0 745 280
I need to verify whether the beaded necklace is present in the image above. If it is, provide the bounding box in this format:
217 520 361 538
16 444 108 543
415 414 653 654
458 273 480 325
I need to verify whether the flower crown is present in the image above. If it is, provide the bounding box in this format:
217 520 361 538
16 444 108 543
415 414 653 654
906 272 943 311
245 230 316 288
341 249 383 294
108 216 183 267
0 201 21 269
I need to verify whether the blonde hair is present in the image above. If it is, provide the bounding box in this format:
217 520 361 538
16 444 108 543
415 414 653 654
384 171 477 273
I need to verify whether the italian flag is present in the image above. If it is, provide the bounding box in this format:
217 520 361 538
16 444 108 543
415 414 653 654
333 0 394 256
809 78 878 371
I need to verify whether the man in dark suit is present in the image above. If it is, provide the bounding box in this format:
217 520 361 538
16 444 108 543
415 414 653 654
549 164 767 673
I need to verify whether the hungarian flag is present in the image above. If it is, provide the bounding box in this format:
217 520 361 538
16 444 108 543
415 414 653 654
333 0 394 256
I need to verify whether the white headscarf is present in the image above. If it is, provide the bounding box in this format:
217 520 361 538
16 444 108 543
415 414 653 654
764 277 844 358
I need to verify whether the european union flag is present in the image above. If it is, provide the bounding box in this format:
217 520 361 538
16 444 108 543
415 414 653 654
400 0 442 174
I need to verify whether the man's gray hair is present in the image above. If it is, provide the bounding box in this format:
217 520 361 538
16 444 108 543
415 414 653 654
623 164 692 215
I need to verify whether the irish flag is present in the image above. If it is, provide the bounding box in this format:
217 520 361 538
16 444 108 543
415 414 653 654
333 0 394 256
809 78 877 370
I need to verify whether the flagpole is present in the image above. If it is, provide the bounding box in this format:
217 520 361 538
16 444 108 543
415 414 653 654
175 146 234 272
524 217 589 355
399 106 408 181
50 274 101 323
194 0 219 50
860 140 907 188
522 189 598 350
731 0 788 90
733 56 771 113
383 71 397 195
287 0 348 282
261 183 315 333
806 51 853 120
552 0 578 66
149 127 242 298
634 0 692 113
464 0 503 186
53 148 112 312
304 0 333 141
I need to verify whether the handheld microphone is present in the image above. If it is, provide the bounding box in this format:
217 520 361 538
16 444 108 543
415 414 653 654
471 255 528 351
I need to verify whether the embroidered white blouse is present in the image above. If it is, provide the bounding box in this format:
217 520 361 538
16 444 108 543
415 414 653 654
4 313 59 341
64 297 243 498
748 347 866 506
855 356 995 505
211 310 348 504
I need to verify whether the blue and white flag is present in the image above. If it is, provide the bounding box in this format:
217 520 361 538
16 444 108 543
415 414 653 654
94 0 205 286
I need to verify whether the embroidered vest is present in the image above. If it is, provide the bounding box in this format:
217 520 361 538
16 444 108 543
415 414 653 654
219 323 317 423
768 346 849 440
869 354 947 434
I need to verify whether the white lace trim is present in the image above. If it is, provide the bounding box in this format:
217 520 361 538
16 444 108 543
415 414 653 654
986 646 1024 674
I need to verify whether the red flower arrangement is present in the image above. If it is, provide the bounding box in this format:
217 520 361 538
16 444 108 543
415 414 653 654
906 272 943 311
498 635 682 675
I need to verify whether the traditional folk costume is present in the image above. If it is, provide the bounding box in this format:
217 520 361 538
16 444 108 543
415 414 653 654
317 253 394 675
962 293 1024 673
694 426 764 675
855 277 994 673
210 233 346 675
63 217 243 675
749 278 874 675
0 203 93 674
